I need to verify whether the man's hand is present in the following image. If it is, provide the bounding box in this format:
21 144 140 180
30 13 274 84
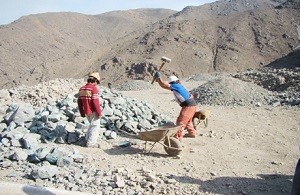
154 71 161 79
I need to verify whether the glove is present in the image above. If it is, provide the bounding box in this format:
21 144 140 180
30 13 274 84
154 71 161 78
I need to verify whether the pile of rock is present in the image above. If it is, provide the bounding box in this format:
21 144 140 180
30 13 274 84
0 80 180 194
188 67 300 107
190 75 278 107
0 78 84 108
233 67 300 106
115 80 156 91
1 148 194 194
1 85 171 145
1 139 190 194
186 73 216 82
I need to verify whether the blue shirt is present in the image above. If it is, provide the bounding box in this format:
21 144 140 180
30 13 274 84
170 82 190 104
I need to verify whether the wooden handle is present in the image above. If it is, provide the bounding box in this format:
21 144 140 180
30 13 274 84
151 62 166 84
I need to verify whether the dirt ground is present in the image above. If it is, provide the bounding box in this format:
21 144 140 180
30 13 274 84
0 81 299 195
107 81 299 194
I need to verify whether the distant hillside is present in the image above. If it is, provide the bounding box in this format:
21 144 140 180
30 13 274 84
0 0 299 89
0 9 175 88
87 0 299 86
172 0 285 20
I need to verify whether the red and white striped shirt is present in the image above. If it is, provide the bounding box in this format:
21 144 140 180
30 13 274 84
77 83 102 117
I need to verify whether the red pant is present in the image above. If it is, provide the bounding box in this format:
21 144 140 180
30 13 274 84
175 106 196 141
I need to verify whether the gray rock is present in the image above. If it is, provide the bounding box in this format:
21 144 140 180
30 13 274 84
5 126 29 140
0 123 7 132
0 160 12 168
113 109 123 117
102 105 114 116
67 132 79 144
31 165 58 179
6 103 35 126
65 122 76 132
10 148 28 161
115 180 125 188
0 89 10 100
6 121 17 131
21 133 40 150
138 119 152 130
1 138 11 147
71 153 84 163
57 156 73 167
10 138 22 147
35 147 52 160
45 147 65 164
45 153 58 164
48 113 61 122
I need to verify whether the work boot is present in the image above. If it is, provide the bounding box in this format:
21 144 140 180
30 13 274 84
183 133 196 138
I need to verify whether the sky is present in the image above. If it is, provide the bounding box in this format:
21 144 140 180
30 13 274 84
0 0 217 25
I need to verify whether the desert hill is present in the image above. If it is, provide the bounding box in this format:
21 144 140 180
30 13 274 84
0 0 299 89
0 9 175 88
172 0 285 20
88 0 299 87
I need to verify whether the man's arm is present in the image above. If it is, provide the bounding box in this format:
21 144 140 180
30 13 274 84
156 78 170 89
154 71 170 90
91 87 102 117
77 98 85 117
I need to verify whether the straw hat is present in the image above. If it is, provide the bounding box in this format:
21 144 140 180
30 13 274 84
89 72 101 83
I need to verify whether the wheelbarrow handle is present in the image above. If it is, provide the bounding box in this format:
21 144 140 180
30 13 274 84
118 129 139 139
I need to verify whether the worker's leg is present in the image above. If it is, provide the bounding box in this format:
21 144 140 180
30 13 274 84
185 121 196 137
85 115 92 141
175 106 195 141
175 108 185 141
185 106 197 136
86 113 101 147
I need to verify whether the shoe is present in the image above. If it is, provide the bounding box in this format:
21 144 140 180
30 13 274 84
183 134 196 138
86 142 99 148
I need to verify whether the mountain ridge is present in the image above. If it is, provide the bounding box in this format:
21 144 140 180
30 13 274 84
0 0 299 89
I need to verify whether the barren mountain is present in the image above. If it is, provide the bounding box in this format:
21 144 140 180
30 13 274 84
0 0 299 89
0 9 175 88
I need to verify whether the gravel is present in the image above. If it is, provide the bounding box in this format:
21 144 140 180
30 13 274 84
115 80 156 91
190 75 277 107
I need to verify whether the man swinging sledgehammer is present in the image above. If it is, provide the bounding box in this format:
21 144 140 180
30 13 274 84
153 69 197 142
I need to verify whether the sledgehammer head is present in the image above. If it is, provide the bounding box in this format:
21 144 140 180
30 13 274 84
161 56 171 63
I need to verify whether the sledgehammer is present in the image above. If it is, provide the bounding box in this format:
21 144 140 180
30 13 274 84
151 56 171 84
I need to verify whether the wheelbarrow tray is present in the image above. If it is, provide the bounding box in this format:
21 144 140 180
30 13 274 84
137 125 182 156
137 125 179 142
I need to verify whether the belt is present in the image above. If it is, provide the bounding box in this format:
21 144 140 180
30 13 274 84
180 98 197 107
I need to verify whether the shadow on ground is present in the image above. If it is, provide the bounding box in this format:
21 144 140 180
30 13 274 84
173 174 293 195
103 144 170 158
267 50 300 69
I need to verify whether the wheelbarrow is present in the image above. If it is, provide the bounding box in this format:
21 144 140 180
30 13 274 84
121 125 182 156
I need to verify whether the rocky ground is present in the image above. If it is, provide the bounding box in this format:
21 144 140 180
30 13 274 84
0 68 299 194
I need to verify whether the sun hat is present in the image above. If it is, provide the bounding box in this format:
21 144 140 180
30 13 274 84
89 72 101 83
168 75 179 83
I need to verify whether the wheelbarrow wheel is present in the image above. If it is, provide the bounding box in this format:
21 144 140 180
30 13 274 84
164 137 182 156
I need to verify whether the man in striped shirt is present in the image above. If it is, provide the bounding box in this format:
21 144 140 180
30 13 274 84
77 72 102 147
